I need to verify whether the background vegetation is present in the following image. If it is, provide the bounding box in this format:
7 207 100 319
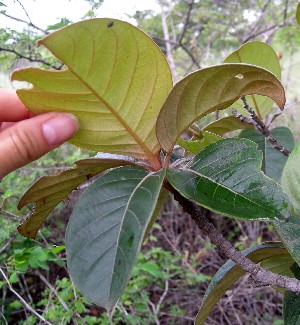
0 0 300 324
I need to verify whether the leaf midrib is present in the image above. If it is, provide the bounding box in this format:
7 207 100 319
183 168 281 217
40 41 159 163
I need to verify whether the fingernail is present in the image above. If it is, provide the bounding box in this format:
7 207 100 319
42 114 79 146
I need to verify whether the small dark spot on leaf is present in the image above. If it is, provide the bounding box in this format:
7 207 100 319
128 234 134 246
86 174 93 180
107 22 114 27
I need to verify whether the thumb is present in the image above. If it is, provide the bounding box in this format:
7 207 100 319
0 112 78 180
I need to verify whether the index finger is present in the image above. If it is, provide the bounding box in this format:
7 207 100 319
0 89 31 122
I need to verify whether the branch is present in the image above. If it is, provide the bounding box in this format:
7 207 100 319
178 0 194 45
242 18 293 43
241 97 290 156
0 46 62 70
232 98 291 157
166 183 300 294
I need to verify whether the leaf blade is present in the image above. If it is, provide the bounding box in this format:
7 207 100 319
17 157 134 239
156 63 285 153
66 166 165 310
167 138 291 221
195 244 289 325
224 41 281 118
12 19 173 162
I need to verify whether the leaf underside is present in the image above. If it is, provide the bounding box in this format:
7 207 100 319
195 244 289 325
156 63 285 153
167 138 291 221
224 41 281 118
12 18 173 162
66 166 165 310
17 157 134 239
203 116 254 136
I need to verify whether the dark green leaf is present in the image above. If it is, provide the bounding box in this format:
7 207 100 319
195 244 289 325
66 166 165 310
297 3 300 26
167 138 291 221
281 140 300 214
284 291 300 325
274 216 300 267
239 126 295 181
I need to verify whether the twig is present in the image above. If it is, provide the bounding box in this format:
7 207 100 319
35 271 68 312
15 0 32 25
0 210 22 222
155 279 169 315
0 232 17 255
0 312 8 325
232 97 291 157
0 268 52 325
0 46 62 70
243 19 293 43
167 183 300 294
1 12 47 34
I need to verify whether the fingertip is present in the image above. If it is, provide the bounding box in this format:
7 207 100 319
0 89 30 121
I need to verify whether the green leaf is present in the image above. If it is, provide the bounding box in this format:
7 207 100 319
139 262 165 278
167 138 291 221
260 254 295 278
202 116 254 135
144 187 169 238
284 291 300 325
12 19 173 165
239 127 295 181
66 166 165 310
177 131 223 155
18 157 133 239
224 41 281 119
195 244 289 325
281 140 300 214
297 3 300 26
156 63 285 154
46 18 71 31
274 216 300 267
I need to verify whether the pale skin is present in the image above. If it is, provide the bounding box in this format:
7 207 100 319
0 89 79 181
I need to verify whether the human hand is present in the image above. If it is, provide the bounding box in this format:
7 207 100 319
0 89 79 181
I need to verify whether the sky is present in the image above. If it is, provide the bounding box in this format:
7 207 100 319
1 0 160 30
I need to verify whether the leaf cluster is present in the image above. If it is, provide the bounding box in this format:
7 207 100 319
8 16 300 323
